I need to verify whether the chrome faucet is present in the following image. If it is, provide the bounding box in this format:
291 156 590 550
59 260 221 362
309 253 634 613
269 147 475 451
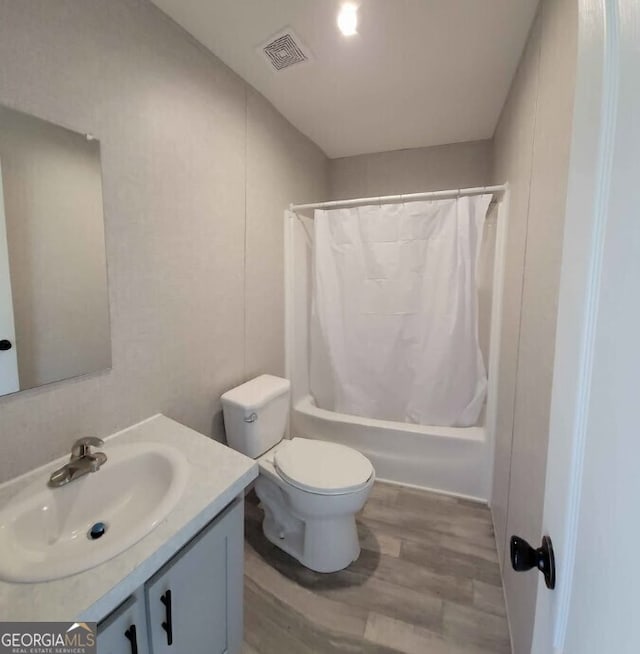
48 437 107 488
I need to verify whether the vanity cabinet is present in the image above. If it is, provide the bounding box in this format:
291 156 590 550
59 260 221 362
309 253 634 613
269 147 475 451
146 495 243 654
97 497 244 654
97 592 150 654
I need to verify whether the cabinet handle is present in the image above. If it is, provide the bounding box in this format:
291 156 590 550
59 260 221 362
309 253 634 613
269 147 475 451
124 625 138 654
160 589 173 645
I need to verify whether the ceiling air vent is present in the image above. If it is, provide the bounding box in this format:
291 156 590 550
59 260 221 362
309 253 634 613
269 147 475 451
259 29 312 71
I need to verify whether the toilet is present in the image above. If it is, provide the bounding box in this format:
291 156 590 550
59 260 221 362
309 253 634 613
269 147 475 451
221 374 374 573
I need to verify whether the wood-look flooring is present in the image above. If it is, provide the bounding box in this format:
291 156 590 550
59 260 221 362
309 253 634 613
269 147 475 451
242 482 511 654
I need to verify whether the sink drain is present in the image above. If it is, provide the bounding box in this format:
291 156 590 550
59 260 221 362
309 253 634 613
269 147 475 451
88 522 108 540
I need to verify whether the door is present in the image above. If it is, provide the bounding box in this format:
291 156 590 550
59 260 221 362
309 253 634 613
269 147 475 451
97 592 150 654
531 0 640 652
0 158 19 395
146 498 244 654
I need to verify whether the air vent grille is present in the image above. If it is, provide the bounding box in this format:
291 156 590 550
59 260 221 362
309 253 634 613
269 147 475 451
259 29 312 71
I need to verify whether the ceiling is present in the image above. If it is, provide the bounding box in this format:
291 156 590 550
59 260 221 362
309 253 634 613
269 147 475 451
151 1 539 158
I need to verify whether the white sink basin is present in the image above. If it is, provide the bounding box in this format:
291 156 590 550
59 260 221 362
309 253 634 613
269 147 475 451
0 442 188 583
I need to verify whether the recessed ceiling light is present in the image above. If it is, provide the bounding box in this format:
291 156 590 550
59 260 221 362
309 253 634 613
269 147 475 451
337 3 358 37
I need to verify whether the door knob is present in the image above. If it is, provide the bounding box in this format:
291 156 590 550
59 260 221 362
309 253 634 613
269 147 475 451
510 534 556 589
0 339 12 351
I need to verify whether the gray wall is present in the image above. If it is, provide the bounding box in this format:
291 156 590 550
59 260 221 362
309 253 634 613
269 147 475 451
245 89 327 378
328 140 493 200
0 106 110 390
0 0 327 483
491 0 578 651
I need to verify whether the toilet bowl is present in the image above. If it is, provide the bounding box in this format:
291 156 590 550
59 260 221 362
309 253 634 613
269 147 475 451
221 375 374 573
256 437 374 572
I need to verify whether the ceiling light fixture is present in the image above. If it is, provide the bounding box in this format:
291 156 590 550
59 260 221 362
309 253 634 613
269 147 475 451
337 3 358 37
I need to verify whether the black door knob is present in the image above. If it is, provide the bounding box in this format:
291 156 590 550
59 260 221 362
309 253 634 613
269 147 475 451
0 339 12 351
510 534 556 589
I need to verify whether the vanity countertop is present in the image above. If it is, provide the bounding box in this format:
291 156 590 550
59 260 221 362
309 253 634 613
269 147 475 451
0 415 258 622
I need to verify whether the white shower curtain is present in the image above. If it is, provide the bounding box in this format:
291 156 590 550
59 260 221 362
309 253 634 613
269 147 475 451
310 195 491 427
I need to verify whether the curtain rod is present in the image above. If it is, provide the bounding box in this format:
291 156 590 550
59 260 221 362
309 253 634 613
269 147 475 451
289 184 508 213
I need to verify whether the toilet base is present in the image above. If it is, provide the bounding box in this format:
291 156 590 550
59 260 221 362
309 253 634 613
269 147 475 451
255 476 366 573
262 512 361 573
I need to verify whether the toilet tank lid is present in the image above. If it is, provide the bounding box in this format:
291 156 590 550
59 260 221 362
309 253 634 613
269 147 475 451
221 375 290 410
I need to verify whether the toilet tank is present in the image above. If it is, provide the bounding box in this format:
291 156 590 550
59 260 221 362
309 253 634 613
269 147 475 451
221 375 291 459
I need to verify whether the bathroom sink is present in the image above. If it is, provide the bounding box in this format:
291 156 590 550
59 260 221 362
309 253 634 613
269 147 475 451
0 442 188 583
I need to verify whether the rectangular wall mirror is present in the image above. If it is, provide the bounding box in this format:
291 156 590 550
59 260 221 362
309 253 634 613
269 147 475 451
0 104 111 397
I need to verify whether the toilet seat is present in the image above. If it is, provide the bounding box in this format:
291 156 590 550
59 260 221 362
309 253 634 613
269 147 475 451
274 438 373 496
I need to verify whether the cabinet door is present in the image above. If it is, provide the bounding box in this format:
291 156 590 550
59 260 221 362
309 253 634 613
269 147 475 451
98 591 150 654
145 497 244 654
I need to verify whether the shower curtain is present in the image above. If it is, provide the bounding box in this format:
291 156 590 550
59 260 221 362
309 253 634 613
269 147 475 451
310 195 491 427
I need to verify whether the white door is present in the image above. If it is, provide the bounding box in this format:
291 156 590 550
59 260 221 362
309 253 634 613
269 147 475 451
0 158 19 395
531 0 640 652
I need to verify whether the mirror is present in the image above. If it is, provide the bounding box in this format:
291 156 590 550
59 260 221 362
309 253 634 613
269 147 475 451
0 105 110 396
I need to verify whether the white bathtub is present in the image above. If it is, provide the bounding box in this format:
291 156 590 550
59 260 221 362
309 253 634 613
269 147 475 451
291 395 490 501
285 209 502 503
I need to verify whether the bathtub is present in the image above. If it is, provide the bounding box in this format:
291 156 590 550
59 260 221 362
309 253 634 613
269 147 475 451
291 395 490 501
285 209 502 503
